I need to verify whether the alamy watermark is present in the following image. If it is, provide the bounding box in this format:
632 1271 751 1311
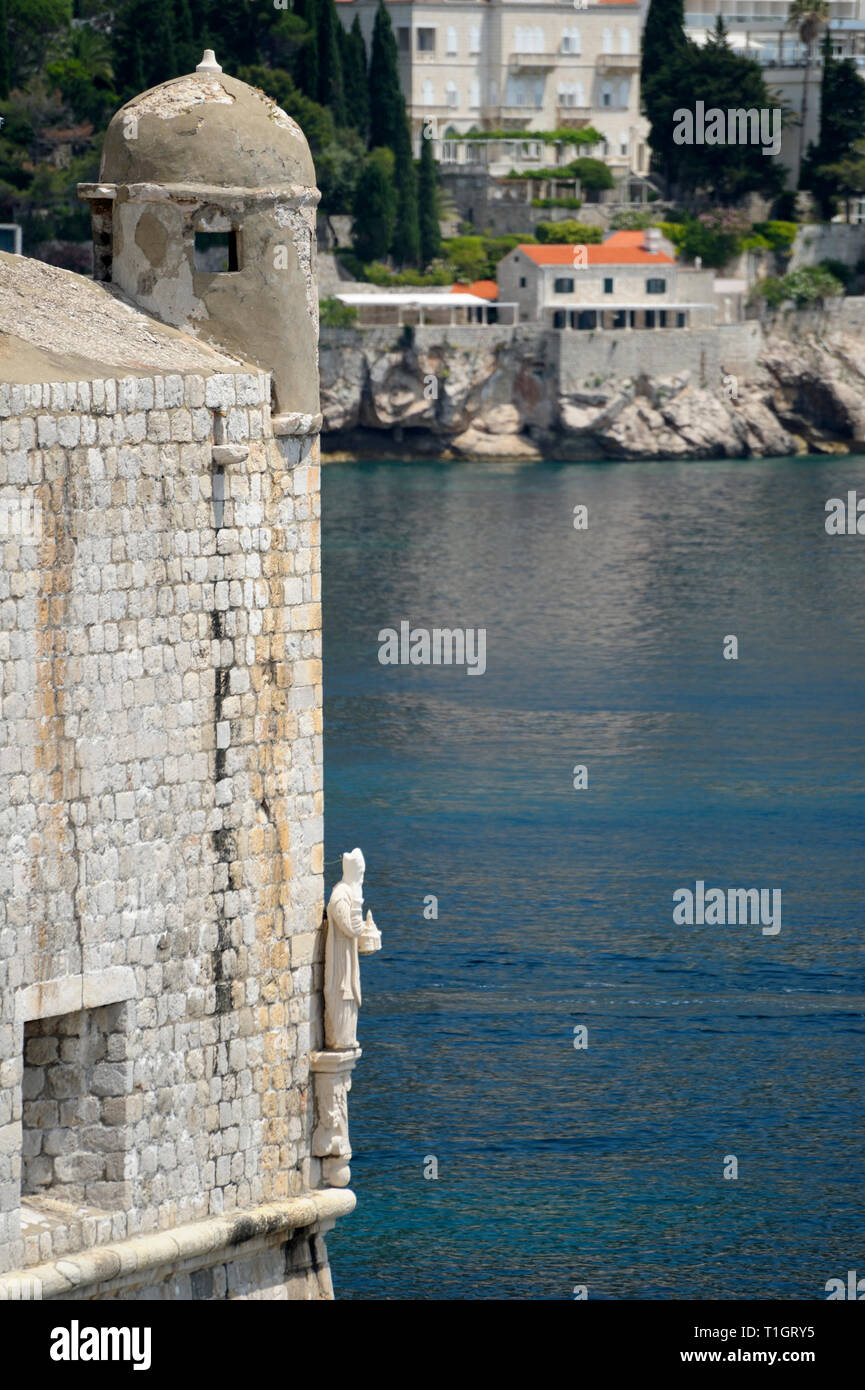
673 881 781 935
673 102 781 158
378 622 486 675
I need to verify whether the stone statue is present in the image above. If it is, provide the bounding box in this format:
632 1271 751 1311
324 848 380 1050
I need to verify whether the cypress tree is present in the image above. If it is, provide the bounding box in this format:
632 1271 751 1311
0 0 11 101
417 126 440 267
640 0 691 186
316 0 345 125
352 148 397 262
294 0 319 101
641 0 689 89
340 14 369 137
368 0 402 149
145 0 178 84
391 119 420 266
176 0 198 74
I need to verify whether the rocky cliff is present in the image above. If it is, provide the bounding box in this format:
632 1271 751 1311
319 320 865 461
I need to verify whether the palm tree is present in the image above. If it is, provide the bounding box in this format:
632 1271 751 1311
787 0 830 184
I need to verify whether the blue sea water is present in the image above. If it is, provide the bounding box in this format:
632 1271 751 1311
321 456 865 1301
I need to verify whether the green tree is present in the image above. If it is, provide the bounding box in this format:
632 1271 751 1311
786 0 830 182
659 22 786 202
7 0 72 87
819 139 865 219
340 14 369 137
175 0 198 74
801 33 865 216
640 0 690 186
293 0 318 101
352 146 396 262
567 156 613 191
113 0 177 95
417 125 440 267
0 0 11 100
315 0 345 124
368 0 402 149
391 118 419 266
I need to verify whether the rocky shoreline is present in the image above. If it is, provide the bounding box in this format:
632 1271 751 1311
320 321 865 462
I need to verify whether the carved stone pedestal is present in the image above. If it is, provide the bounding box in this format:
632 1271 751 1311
310 1047 361 1188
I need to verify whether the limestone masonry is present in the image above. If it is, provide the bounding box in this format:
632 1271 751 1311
0 54 356 1300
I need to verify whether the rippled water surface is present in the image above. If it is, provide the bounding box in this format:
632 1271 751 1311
322 457 865 1300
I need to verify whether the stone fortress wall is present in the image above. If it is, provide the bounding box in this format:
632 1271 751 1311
0 52 357 1301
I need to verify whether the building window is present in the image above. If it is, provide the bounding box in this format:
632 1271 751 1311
423 80 434 106
677 311 686 327
553 309 566 328
446 82 459 108
469 26 480 54
446 26 457 56
397 27 410 55
619 80 629 108
604 277 614 294
562 27 581 55
194 229 239 273
519 276 527 288
646 278 667 294
554 277 575 293
620 134 629 156
417 28 435 53
619 28 631 54
601 84 613 108
470 79 480 108
602 27 612 54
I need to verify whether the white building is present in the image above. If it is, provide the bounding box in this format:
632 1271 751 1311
336 0 650 176
496 228 717 326
685 3 865 180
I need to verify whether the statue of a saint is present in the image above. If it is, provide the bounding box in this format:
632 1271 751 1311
324 848 381 1050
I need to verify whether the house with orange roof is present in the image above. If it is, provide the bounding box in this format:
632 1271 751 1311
496 228 718 329
335 1 649 178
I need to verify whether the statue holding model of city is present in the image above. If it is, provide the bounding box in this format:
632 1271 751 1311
311 851 381 1189
325 849 381 1049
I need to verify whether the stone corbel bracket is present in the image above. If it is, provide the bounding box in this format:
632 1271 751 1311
309 1047 361 1189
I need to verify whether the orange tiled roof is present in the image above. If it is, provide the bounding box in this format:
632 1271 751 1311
518 231 674 267
451 279 498 300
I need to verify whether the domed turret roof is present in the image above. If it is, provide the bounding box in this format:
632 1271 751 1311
100 52 315 190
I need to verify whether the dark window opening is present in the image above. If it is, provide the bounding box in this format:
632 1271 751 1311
554 276 575 293
604 277 614 294
195 230 240 273
519 276 527 288
646 277 666 294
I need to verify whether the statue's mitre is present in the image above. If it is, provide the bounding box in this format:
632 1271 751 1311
342 848 365 878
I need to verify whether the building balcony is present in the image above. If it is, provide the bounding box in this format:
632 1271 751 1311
556 106 593 123
508 52 558 72
596 53 640 73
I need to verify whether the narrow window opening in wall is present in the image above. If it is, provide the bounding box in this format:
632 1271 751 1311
212 465 225 530
21 1004 132 1216
194 229 240 273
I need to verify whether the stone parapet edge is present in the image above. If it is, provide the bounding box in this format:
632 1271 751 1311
0 1190 355 1300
